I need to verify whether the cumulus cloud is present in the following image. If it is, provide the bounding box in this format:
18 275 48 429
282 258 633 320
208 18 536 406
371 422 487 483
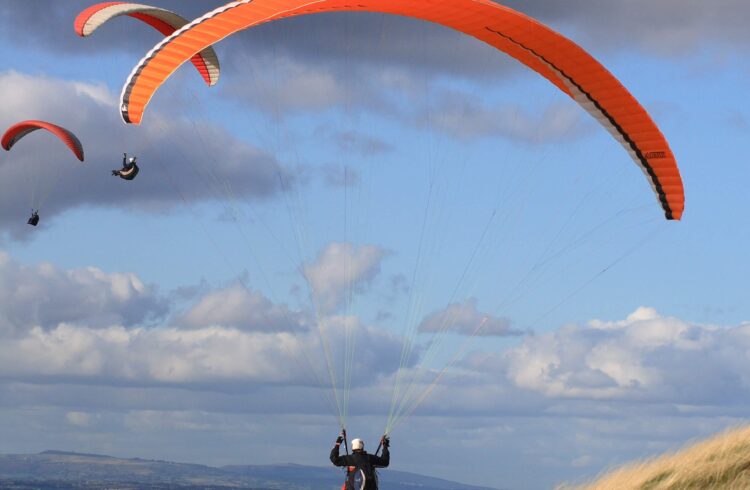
3 251 743 422
0 251 166 336
177 283 307 333
0 315 404 392
303 242 389 313
318 314 411 383
0 250 403 391
0 324 303 385
0 70 291 239
502 307 750 404
2 303 750 490
418 298 520 337
371 307 750 431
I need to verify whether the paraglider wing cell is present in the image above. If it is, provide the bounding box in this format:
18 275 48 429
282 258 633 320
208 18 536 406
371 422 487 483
118 0 684 220
1 120 84 162
75 2 220 86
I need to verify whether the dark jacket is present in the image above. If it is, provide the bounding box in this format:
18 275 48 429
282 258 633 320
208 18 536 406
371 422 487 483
115 155 139 180
330 444 389 490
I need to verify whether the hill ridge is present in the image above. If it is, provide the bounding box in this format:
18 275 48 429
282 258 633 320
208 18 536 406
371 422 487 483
0 450 501 490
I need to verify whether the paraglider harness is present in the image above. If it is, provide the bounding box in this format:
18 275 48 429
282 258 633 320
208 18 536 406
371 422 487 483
27 210 39 227
345 465 370 490
334 430 390 490
113 153 139 181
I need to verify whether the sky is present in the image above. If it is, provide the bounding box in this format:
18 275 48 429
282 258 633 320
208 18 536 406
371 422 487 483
0 1 748 489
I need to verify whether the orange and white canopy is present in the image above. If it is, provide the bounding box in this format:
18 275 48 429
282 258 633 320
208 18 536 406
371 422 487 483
76 2 220 87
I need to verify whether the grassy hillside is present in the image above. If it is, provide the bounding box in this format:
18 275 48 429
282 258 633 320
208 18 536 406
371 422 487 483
561 425 750 490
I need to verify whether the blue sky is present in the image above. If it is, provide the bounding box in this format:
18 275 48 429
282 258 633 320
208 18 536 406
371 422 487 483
0 1 749 489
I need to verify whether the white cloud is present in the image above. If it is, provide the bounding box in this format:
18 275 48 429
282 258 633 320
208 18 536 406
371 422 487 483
178 283 307 333
2 303 750 490
417 298 520 337
2 252 745 423
0 251 406 394
303 242 389 314
503 307 750 403
0 324 310 385
0 311 403 391
0 251 165 335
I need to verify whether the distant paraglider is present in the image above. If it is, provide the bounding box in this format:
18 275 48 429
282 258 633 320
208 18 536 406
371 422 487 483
1 120 85 226
75 2 221 87
27 210 40 227
113 152 139 181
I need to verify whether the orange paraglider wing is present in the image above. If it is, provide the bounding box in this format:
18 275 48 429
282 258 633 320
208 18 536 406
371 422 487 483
75 2 220 86
2 120 85 162
119 0 684 220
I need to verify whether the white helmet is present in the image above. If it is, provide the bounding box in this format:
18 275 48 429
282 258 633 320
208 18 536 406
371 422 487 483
351 438 364 451
128 156 137 164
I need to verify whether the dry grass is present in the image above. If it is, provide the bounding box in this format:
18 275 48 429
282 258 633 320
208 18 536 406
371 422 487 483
559 425 750 490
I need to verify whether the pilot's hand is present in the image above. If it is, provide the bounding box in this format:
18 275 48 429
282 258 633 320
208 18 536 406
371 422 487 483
336 436 344 445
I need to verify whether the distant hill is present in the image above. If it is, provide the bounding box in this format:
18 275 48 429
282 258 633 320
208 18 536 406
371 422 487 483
560 424 750 490
0 450 500 490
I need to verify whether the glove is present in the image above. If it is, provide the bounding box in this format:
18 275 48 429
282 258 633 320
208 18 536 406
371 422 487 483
382 436 390 448
336 436 344 445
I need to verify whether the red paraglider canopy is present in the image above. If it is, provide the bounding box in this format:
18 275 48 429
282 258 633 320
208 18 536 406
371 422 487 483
1 120 85 162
